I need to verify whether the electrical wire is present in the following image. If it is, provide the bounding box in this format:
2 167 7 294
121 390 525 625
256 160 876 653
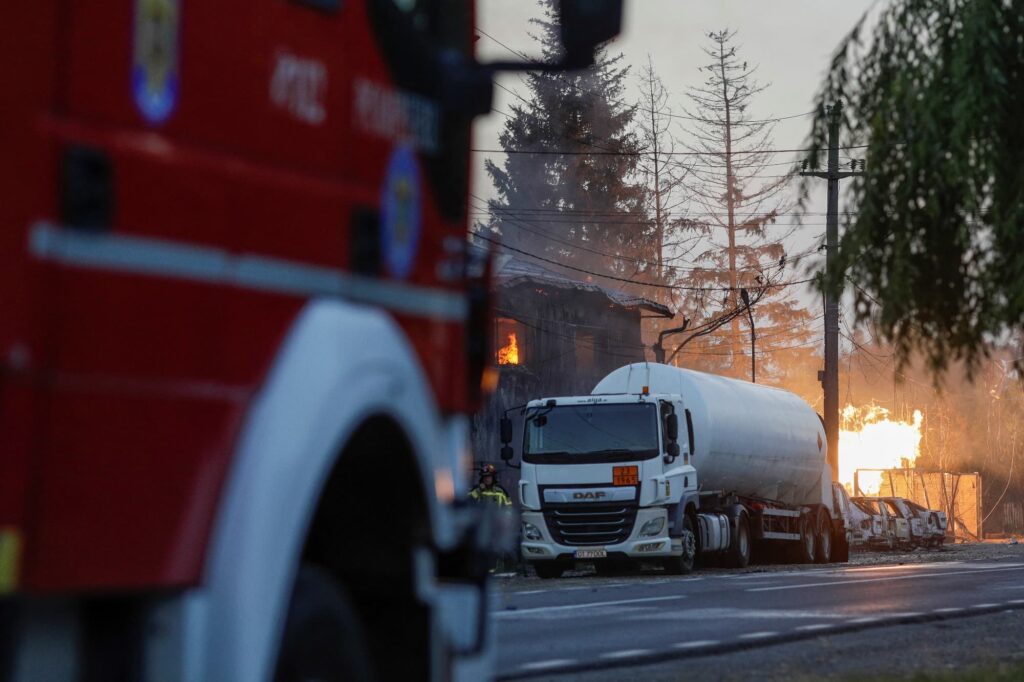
474 230 819 293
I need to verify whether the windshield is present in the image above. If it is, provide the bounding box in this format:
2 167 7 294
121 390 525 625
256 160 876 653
523 403 659 464
853 498 880 515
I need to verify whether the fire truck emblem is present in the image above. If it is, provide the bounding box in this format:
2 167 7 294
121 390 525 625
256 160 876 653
132 0 180 124
380 145 422 279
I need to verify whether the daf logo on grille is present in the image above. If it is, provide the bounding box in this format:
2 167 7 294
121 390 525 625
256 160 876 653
573 491 607 500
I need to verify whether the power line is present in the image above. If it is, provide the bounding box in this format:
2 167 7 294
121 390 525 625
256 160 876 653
473 231 819 293
475 199 823 272
472 145 871 157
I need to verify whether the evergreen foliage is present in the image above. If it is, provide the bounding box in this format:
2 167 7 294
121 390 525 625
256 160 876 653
483 0 652 280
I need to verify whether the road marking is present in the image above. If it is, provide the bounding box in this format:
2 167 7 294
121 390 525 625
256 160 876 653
747 565 1024 592
849 616 881 624
673 640 720 649
933 607 964 613
494 595 684 618
738 631 777 639
600 649 652 659
795 623 835 632
519 659 576 671
972 603 999 609
1008 599 1024 605
512 590 547 595
886 612 924 618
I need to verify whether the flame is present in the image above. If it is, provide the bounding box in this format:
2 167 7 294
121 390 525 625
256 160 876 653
498 332 519 365
838 405 923 495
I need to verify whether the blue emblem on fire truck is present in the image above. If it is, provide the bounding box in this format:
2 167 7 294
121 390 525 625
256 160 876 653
131 0 181 125
380 145 422 280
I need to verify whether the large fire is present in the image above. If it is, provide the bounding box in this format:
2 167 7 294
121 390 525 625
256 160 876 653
497 332 519 365
838 405 923 495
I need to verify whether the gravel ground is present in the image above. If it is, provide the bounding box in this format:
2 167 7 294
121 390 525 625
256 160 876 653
493 541 1024 588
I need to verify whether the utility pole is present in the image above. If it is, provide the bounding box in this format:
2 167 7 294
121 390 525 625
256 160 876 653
800 102 862 482
740 288 755 383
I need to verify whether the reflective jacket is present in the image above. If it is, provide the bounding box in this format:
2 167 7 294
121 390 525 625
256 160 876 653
469 484 512 507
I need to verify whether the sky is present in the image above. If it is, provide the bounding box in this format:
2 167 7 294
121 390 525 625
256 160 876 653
472 0 879 309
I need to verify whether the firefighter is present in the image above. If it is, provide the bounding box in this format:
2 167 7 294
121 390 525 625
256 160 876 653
469 464 511 506
470 464 513 572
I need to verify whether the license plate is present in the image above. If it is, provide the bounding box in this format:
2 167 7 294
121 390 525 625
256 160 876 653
575 548 607 559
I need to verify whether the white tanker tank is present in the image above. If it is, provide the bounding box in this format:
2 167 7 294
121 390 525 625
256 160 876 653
593 363 830 507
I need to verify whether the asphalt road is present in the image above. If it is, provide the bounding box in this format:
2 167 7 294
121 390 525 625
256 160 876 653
492 555 1024 679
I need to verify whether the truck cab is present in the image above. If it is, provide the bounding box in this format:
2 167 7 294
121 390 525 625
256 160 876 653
515 392 698 577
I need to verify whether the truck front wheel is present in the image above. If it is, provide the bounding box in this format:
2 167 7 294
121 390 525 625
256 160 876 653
664 515 697 575
274 564 374 682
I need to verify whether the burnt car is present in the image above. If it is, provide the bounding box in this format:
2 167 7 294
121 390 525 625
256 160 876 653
901 499 948 548
850 497 900 550
876 497 920 549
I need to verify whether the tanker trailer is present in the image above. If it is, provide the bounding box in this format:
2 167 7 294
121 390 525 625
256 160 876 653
503 363 851 578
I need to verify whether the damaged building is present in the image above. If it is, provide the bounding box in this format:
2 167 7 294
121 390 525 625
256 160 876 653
471 254 672 492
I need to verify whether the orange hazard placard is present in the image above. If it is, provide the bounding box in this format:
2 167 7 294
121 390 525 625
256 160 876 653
612 465 639 486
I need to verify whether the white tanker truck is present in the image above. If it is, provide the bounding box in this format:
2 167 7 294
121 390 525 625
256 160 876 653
499 363 853 577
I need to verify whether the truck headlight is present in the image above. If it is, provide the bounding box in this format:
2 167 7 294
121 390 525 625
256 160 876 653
639 517 665 538
522 522 543 541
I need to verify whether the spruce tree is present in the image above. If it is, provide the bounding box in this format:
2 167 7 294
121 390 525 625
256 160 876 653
483 0 651 280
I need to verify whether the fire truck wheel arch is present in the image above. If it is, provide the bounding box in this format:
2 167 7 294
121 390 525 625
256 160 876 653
190 299 457 682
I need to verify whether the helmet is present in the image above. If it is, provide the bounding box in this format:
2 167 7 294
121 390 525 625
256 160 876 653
480 463 497 476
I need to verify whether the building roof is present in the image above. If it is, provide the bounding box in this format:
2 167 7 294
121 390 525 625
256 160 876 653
493 254 673 318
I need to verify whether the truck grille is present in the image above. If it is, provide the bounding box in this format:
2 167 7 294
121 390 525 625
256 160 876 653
543 503 638 546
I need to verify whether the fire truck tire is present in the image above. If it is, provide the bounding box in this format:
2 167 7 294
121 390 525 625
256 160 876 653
274 564 374 682
534 562 565 579
814 508 833 563
724 511 751 569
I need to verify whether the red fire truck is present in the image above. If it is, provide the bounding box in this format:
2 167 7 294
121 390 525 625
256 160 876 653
0 1 620 680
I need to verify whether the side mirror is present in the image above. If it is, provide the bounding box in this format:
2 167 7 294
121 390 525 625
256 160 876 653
559 0 624 69
500 445 514 462
500 416 513 445
666 413 679 442
666 442 680 459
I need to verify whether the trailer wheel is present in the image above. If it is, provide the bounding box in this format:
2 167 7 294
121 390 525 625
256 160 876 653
832 529 850 563
534 562 565 579
274 564 374 682
791 512 816 564
725 511 751 569
664 515 697 575
814 508 833 563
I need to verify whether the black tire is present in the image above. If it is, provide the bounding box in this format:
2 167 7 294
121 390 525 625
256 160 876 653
274 564 374 682
664 515 697 575
791 512 816 564
832 529 850 563
814 508 833 564
725 511 751 569
534 562 565 579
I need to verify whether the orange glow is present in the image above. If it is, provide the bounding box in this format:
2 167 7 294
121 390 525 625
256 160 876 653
498 332 519 365
839 405 923 495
